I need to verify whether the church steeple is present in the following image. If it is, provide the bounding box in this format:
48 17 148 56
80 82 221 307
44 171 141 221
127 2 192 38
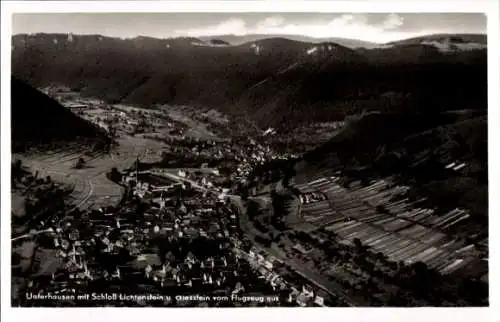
175 188 187 215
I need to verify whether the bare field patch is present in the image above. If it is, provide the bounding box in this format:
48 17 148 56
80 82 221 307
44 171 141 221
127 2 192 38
11 193 26 218
162 106 219 140
12 241 36 273
33 248 63 277
200 109 229 124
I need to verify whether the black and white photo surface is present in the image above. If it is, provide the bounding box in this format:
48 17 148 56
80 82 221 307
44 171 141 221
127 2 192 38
6 8 490 309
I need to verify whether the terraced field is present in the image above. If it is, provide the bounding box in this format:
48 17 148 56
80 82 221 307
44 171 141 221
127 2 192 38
291 177 480 275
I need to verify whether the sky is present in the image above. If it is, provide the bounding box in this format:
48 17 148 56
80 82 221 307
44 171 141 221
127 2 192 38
12 13 486 43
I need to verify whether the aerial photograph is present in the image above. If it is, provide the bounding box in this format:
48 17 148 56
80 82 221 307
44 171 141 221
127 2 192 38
9 12 488 307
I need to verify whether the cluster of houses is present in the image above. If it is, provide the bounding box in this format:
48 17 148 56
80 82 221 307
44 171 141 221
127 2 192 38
298 191 328 205
136 250 255 294
233 243 331 307
35 161 295 303
118 168 330 306
24 183 257 301
159 135 293 183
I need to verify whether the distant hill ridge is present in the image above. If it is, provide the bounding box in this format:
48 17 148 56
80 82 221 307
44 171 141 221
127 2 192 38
11 32 486 129
12 32 486 48
386 33 487 46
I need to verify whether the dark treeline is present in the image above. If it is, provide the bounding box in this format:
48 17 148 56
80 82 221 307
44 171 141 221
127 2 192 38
11 77 112 153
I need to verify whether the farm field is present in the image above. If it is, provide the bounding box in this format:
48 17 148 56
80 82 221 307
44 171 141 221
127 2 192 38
12 241 36 273
11 194 26 218
13 135 165 211
32 248 63 277
290 176 482 276
161 106 220 140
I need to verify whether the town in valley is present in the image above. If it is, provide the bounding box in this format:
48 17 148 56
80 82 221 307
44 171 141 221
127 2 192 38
10 12 489 308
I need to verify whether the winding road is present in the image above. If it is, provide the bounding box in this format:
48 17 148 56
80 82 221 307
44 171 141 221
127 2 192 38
11 228 54 242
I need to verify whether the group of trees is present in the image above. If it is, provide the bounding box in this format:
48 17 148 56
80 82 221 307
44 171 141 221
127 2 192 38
270 191 289 230
13 177 70 233
12 159 30 188
247 201 270 235
107 167 123 183
246 159 294 187
74 157 86 169
254 235 272 247
24 185 67 216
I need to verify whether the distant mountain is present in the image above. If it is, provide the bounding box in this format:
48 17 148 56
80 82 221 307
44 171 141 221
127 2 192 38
237 44 486 128
11 76 111 152
385 33 487 53
198 34 379 49
387 33 486 46
11 32 486 129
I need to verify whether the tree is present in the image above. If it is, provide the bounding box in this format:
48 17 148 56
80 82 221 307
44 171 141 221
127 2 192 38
108 125 116 138
271 190 286 220
375 252 386 262
363 260 375 273
376 205 388 214
13 159 23 179
412 262 429 277
247 200 259 220
109 167 122 183
353 238 363 250
75 157 86 169
35 187 43 199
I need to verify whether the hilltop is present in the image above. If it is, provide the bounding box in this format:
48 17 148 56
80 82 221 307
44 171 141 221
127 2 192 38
387 33 486 46
198 34 379 48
